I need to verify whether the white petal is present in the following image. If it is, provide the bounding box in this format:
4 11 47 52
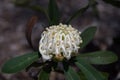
42 54 52 61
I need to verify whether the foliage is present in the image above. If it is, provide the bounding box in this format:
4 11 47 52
80 27 97 49
2 26 118 80
2 52 39 73
102 0 120 8
48 0 60 25
1 0 119 80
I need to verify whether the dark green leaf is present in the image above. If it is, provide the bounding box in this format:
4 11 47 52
91 5 99 19
102 0 120 8
76 51 118 65
77 71 87 80
66 5 89 24
64 66 81 80
2 52 39 73
75 59 106 80
102 72 109 79
26 61 43 72
78 71 109 80
89 0 99 19
48 0 60 25
80 27 97 48
14 0 48 20
28 6 50 22
38 69 50 80
13 0 31 6
28 5 46 13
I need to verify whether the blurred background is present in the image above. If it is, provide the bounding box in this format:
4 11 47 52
0 0 120 80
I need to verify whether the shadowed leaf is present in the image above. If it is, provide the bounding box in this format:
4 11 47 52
38 69 50 80
13 0 31 6
14 0 48 20
89 0 99 19
102 0 120 8
66 5 89 24
28 5 49 21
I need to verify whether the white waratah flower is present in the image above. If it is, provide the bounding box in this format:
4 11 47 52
39 23 82 61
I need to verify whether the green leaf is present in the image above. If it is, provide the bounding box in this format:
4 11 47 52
38 69 50 80
75 59 106 80
102 0 120 8
2 52 39 73
28 5 46 13
13 0 31 7
14 0 48 20
102 72 109 79
89 0 99 19
66 5 89 24
28 6 50 22
48 0 60 25
78 71 109 80
80 27 97 48
77 71 87 80
76 51 118 65
64 66 81 80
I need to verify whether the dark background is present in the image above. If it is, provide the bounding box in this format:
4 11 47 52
0 0 120 80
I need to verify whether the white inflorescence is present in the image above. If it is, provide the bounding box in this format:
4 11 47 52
39 23 82 61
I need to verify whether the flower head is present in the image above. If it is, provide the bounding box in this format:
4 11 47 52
39 23 82 61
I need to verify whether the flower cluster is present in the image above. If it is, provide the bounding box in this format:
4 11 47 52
39 23 82 61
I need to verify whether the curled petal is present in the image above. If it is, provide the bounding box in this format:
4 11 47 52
39 23 82 61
